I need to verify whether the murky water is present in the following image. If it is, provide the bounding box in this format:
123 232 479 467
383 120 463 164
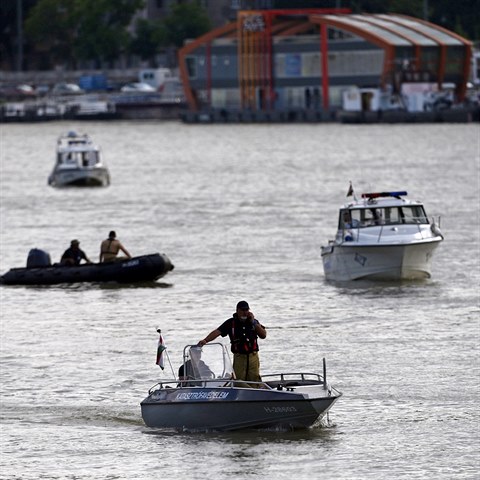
1 121 479 479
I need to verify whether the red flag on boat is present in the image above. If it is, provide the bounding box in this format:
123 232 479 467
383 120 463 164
156 330 166 370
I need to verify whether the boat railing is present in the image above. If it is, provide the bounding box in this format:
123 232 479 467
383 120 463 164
148 372 327 394
262 372 327 390
431 215 441 229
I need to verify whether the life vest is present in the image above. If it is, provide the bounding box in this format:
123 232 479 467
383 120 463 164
230 316 259 354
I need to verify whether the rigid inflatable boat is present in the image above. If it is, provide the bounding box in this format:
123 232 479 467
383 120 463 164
0 249 174 285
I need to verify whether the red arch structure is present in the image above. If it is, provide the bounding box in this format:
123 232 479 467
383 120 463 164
178 10 472 112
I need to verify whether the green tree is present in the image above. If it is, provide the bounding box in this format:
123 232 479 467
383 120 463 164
25 0 144 68
130 18 167 64
0 0 37 69
73 0 144 66
164 2 212 48
25 0 77 67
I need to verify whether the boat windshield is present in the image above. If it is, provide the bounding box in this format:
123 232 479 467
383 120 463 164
58 150 99 167
339 206 429 229
180 343 234 381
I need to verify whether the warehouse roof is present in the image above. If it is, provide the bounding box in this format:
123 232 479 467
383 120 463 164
311 14 468 48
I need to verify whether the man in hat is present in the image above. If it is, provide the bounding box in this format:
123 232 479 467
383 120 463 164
60 240 93 266
198 301 267 384
99 230 131 263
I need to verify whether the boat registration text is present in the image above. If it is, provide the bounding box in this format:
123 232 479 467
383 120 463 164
176 391 230 400
264 406 297 413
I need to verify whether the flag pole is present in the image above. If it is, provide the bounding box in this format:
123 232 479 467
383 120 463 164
156 328 176 379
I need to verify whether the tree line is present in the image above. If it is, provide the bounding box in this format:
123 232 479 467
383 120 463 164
1 0 478 71
1 0 212 70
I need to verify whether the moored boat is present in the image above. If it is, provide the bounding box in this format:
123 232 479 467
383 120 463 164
0 250 174 285
321 188 443 281
48 131 110 187
141 343 342 431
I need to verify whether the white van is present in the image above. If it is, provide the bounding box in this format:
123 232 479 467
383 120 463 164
138 68 172 90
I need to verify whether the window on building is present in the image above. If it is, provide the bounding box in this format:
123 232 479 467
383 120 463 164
186 57 197 78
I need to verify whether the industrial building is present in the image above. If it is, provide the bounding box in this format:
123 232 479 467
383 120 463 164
178 8 473 120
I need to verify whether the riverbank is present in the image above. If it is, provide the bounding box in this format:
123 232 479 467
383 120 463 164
3 101 479 123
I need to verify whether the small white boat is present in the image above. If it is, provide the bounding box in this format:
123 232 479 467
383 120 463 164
321 189 443 281
141 343 342 432
48 131 110 187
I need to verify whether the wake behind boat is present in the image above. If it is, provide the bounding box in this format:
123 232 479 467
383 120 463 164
48 131 110 187
0 249 174 285
141 343 342 432
321 188 443 282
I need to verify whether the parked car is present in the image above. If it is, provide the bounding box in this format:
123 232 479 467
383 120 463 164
51 83 85 95
0 84 37 98
35 85 51 96
16 84 37 96
120 82 156 93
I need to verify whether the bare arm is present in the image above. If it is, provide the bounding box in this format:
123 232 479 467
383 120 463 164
99 240 106 262
119 242 131 258
198 329 221 346
83 251 93 264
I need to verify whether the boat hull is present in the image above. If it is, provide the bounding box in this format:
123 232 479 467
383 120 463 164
48 167 110 187
321 240 442 281
141 384 340 431
0 253 174 285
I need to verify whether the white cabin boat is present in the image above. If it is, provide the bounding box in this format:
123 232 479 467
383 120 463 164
321 190 443 281
48 131 110 187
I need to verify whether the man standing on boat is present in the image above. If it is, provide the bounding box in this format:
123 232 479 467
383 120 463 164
198 301 267 384
99 231 132 263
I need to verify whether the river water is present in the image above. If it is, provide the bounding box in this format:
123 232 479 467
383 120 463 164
0 120 479 479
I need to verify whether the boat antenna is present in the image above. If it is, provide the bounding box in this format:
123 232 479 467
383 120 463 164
156 328 176 379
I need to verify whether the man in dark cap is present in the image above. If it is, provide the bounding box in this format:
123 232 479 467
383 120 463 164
99 230 131 263
198 301 267 383
60 240 93 266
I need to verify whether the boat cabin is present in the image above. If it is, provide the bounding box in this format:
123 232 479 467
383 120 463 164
339 191 429 230
56 149 101 168
56 132 101 168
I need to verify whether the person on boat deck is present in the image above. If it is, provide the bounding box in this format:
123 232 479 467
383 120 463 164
178 346 214 381
342 210 353 228
198 301 267 384
99 231 131 263
60 239 93 266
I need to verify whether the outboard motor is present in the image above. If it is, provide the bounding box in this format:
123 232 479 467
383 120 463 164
27 249 52 268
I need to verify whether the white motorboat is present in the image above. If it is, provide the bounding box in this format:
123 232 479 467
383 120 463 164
48 131 110 187
321 190 443 281
141 343 342 432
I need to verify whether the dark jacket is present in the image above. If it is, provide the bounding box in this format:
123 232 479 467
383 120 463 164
61 247 88 265
217 314 263 354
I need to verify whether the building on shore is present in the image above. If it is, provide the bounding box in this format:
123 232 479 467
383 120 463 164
178 7 474 121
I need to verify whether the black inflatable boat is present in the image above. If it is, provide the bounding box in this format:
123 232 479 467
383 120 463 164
0 249 174 285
